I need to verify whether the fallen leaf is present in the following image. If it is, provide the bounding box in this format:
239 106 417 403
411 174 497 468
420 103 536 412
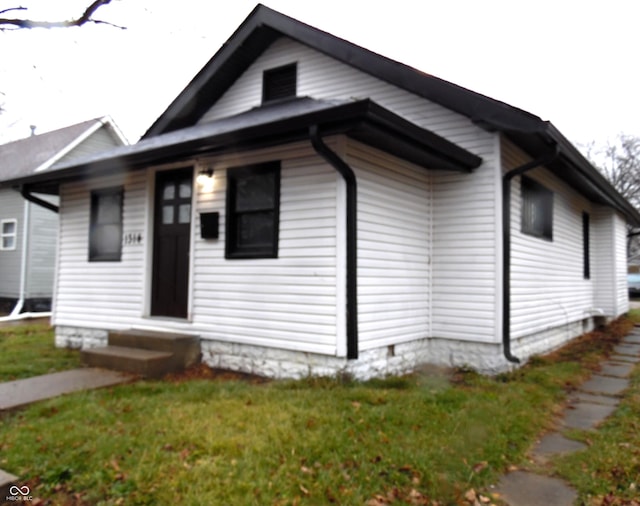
464 489 477 503
472 461 488 473
299 484 310 496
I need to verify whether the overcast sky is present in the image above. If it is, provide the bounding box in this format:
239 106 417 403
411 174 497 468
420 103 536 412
1 0 639 152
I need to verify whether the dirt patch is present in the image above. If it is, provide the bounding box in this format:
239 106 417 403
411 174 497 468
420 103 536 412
163 362 269 384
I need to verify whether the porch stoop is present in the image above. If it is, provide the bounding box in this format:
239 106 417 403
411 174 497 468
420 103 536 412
81 330 201 378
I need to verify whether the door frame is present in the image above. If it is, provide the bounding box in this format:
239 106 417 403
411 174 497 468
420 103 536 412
143 164 196 321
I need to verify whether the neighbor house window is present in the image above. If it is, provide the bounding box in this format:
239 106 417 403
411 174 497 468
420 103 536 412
521 176 553 240
225 162 280 259
89 186 123 261
262 63 297 103
0 219 17 250
583 212 590 279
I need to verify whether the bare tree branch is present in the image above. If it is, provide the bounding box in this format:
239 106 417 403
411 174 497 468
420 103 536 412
588 133 640 257
0 1 124 30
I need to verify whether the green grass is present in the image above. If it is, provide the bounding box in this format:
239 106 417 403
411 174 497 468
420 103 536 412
0 323 81 381
548 310 640 505
0 318 638 505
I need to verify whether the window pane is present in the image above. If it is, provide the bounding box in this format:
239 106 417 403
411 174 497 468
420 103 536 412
163 182 175 200
2 237 14 249
179 180 192 198
89 187 123 261
162 205 174 225
237 212 274 247
96 224 121 254
2 221 15 235
96 193 121 224
178 204 191 224
235 173 275 212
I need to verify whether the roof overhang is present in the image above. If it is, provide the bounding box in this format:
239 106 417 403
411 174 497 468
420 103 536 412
502 123 640 227
2 98 481 195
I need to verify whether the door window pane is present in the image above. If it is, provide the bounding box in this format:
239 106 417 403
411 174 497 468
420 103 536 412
178 204 191 224
162 206 174 225
179 180 192 198
163 182 175 201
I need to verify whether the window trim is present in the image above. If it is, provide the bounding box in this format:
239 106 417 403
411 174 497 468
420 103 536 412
583 211 590 280
262 63 297 103
0 219 17 251
521 176 553 241
225 162 281 259
89 186 124 262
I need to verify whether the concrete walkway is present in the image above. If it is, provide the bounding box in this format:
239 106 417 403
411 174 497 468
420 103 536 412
494 328 640 506
0 368 133 411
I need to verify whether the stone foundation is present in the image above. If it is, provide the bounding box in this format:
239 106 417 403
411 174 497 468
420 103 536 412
55 326 108 350
55 316 599 379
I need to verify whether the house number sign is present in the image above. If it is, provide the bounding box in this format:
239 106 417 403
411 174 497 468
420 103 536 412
124 232 143 245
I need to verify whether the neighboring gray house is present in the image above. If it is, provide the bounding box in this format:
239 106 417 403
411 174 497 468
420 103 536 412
0 118 126 315
2 5 639 377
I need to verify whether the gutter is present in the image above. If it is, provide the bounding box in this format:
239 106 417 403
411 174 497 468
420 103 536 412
10 200 30 317
309 125 358 359
20 186 59 214
502 146 560 363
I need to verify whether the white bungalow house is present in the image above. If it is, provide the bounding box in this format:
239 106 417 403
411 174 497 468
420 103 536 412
0 118 126 315
2 5 639 378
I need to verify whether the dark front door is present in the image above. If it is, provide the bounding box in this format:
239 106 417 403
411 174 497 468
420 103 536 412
151 168 193 318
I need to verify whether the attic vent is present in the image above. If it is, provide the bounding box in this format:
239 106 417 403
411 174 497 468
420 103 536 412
262 63 297 103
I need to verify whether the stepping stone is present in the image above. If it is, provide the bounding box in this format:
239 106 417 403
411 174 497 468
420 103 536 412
609 354 638 364
579 375 629 397
623 333 640 344
571 392 619 406
613 343 640 357
599 361 635 378
495 471 577 506
530 433 586 463
562 401 617 430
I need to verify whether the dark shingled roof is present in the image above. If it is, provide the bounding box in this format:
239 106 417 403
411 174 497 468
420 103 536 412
0 119 102 182
2 98 482 195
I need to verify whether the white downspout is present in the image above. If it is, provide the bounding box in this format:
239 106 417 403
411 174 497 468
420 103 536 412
10 200 29 316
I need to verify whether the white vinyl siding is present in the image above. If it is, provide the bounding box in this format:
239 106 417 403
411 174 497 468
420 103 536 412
200 38 493 152
0 190 23 297
614 212 629 315
192 144 339 355
25 196 59 298
53 142 342 356
56 125 124 166
202 36 501 344
346 140 431 351
53 170 147 326
504 140 596 339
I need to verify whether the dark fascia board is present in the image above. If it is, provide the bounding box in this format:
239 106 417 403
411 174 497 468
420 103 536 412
505 125 640 227
143 4 545 139
5 99 481 194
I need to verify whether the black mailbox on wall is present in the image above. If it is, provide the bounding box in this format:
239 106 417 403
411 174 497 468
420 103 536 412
200 212 219 239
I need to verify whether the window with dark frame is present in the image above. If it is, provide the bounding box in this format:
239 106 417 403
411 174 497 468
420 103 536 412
225 162 280 259
262 63 297 103
89 186 123 262
583 211 590 279
521 176 553 240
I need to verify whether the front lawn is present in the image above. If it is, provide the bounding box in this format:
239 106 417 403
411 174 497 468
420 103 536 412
0 323 80 381
0 317 638 505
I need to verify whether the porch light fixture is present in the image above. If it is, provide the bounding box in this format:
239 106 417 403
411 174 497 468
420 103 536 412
196 167 214 186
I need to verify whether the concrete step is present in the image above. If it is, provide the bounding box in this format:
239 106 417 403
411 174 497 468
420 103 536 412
81 330 201 378
81 346 174 379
